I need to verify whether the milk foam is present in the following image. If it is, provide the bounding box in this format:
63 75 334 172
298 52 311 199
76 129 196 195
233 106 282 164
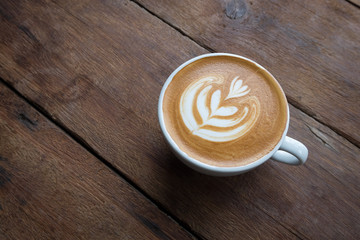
180 76 260 142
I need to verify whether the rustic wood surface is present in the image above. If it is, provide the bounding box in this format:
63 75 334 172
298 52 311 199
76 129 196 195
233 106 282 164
0 0 359 239
0 82 194 239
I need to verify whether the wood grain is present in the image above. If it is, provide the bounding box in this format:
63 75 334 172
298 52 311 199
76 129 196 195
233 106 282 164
0 82 195 239
1 0 359 239
135 0 360 147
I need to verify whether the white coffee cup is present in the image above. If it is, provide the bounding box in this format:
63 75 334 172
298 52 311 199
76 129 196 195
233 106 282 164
158 53 308 176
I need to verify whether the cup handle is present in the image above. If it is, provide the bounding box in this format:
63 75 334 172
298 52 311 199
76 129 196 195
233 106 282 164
271 136 308 165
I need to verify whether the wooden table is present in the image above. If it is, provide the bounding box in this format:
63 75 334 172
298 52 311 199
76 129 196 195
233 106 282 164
1 0 359 239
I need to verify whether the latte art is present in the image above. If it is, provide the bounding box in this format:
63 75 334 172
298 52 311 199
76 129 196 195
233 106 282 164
180 76 260 142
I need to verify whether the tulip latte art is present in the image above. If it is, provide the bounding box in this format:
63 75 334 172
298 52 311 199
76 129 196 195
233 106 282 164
180 76 260 142
162 56 288 167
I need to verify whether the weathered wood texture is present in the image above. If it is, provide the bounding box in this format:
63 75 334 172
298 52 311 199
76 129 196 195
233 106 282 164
0 0 359 239
136 0 360 147
0 83 195 239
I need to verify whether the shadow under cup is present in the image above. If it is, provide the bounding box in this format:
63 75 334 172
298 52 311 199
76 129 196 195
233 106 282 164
158 53 308 176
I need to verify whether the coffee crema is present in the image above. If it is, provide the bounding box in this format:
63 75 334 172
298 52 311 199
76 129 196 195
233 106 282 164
162 56 288 167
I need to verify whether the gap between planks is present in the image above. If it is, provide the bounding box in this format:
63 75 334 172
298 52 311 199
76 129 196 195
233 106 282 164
345 0 360 8
130 0 360 150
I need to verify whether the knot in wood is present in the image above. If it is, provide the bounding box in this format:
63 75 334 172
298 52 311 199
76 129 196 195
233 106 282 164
225 0 247 20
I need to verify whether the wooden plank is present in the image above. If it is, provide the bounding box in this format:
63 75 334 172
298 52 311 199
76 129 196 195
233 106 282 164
0 83 195 239
1 0 359 239
135 0 360 147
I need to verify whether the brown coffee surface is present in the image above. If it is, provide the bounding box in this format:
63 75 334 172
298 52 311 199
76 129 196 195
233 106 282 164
162 56 288 167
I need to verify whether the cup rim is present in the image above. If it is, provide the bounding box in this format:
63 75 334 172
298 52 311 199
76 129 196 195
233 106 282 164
158 53 289 174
